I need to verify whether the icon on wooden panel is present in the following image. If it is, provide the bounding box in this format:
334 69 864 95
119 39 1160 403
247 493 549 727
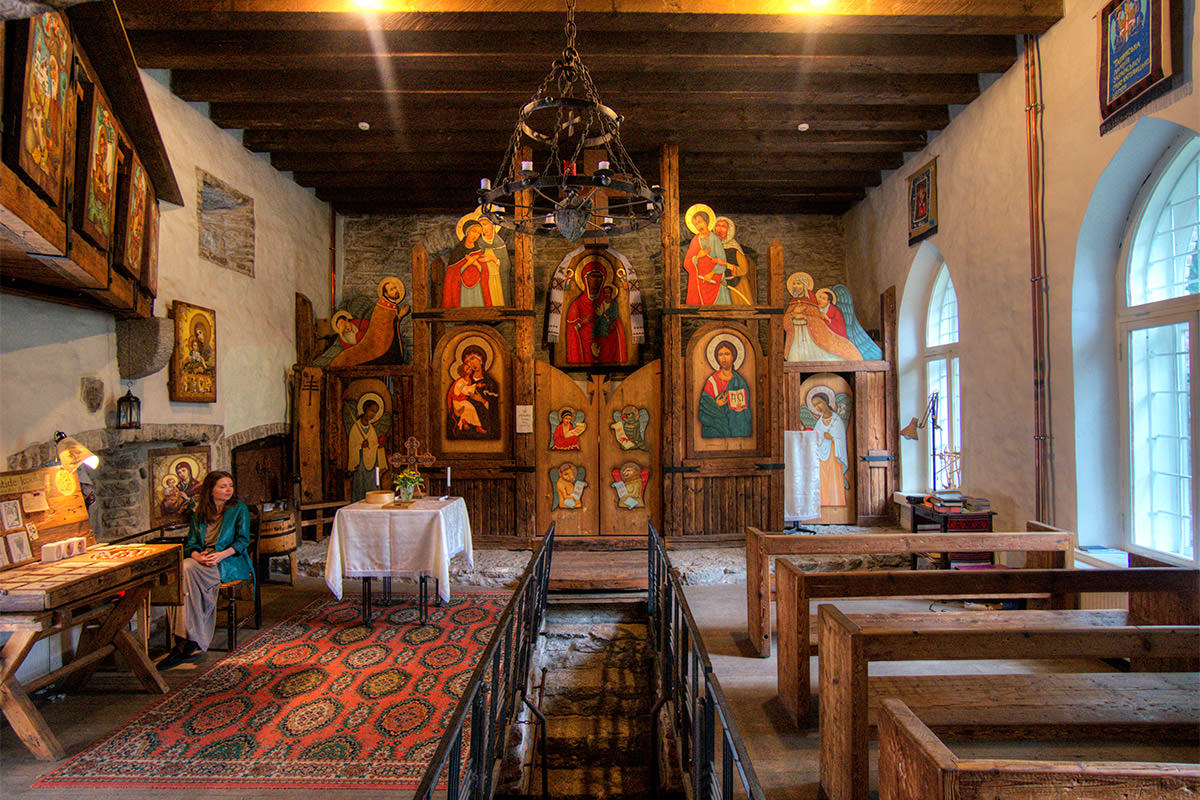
330 276 411 367
19 12 71 204
783 271 882 362
550 462 587 510
610 462 650 509
343 387 393 502
168 301 217 402
798 384 853 508
699 337 753 439
683 204 755 306
547 247 643 369
549 408 587 451
148 446 210 528
442 207 510 308
447 337 501 440
610 406 650 451
80 99 119 248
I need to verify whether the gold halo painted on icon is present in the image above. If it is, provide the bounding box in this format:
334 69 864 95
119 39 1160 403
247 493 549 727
684 203 715 235
714 216 735 241
785 271 814 297
805 386 838 415
572 257 613 292
456 208 486 242
815 288 836 306
704 334 745 371
356 392 386 423
331 309 354 328
449 335 495 381
377 276 406 304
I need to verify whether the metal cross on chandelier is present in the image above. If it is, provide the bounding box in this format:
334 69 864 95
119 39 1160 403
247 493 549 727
476 0 663 241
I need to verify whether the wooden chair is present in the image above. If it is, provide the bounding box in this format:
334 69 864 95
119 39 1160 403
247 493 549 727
213 510 261 651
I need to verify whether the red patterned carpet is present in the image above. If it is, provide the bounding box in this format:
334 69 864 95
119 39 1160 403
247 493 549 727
36 593 508 789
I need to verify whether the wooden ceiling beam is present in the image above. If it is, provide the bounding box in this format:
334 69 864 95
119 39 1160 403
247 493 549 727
243 128 927 154
117 5 1062 37
212 101 950 132
171 68 979 105
127 29 1015 74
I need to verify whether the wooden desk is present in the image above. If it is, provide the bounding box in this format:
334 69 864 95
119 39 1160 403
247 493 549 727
908 503 998 568
324 497 473 623
0 543 182 760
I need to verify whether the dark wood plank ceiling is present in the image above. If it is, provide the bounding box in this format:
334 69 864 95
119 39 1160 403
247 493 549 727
116 1 1062 216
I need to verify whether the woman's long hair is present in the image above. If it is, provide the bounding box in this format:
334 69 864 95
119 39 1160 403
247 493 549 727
196 470 237 523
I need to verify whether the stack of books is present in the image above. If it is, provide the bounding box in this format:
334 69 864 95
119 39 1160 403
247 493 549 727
963 496 991 511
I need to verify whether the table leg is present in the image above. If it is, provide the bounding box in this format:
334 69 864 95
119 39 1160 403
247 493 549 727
382 577 393 605
419 575 428 625
362 577 372 624
65 582 153 692
0 630 65 761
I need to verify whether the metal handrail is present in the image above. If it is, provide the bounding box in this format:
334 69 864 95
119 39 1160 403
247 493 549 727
648 522 765 800
414 522 556 800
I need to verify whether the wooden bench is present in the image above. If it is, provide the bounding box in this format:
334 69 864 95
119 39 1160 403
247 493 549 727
878 698 1200 800
776 564 1199 723
745 522 1074 656
817 606 1199 800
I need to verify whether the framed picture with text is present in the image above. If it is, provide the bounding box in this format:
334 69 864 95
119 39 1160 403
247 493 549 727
907 158 938 246
1098 0 1179 126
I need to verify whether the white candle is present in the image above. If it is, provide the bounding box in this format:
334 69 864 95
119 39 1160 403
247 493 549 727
480 177 491 190
446 466 451 489
521 160 533 172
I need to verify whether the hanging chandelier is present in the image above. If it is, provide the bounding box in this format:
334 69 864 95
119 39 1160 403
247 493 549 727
477 0 663 241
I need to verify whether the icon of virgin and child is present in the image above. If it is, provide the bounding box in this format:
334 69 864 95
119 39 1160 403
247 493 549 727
564 258 628 365
447 340 500 440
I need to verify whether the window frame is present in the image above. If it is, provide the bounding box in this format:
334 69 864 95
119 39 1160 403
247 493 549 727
923 262 962 491
1117 134 1200 567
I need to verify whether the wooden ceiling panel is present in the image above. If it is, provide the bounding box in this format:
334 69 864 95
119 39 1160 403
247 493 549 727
117 0 1062 215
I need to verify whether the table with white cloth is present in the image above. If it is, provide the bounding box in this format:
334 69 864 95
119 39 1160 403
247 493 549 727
324 496 473 623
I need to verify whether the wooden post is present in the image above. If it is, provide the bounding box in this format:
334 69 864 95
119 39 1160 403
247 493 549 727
818 605 868 800
775 559 804 719
514 146 536 538
659 144 682 537
297 365 324 503
768 239 785 531
881 287 899 521
412 243 432 453
745 526 772 657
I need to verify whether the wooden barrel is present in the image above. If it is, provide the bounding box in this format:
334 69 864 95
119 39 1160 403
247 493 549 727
258 510 298 555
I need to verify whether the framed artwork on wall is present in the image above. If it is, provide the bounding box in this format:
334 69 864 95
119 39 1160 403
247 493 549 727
906 158 937 246
687 324 759 457
1098 0 1179 127
76 90 120 251
117 153 148 280
169 300 217 403
16 12 72 206
148 446 210 529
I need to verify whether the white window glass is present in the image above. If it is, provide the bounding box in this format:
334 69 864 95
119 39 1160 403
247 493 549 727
1128 322 1193 560
926 267 959 346
1129 142 1200 306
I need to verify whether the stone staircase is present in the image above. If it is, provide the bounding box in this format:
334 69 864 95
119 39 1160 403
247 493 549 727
532 596 655 800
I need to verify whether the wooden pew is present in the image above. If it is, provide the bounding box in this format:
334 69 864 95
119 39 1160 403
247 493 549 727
817 606 1199 800
776 565 1199 723
878 698 1200 800
745 523 1073 656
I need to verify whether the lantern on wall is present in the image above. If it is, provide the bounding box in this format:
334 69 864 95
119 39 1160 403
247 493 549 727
117 387 141 430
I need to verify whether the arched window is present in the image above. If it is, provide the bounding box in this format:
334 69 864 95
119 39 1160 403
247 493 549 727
924 263 961 490
1119 136 1200 565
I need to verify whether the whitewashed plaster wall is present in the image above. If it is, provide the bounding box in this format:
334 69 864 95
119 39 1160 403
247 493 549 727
0 70 331 461
844 0 1199 538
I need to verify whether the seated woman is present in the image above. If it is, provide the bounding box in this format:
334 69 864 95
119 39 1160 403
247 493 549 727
159 471 255 668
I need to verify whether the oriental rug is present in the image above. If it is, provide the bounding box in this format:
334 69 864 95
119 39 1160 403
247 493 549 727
35 592 508 789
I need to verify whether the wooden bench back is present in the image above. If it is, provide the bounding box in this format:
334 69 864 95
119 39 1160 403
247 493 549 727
878 698 1200 800
775 566 1199 721
745 522 1075 657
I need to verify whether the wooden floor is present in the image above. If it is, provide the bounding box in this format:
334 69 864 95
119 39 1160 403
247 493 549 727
682 583 1200 800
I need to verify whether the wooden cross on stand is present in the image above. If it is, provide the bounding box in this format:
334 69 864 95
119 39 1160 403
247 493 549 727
389 437 436 495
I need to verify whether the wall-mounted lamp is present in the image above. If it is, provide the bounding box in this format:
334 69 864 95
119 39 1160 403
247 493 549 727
116 387 141 430
54 431 99 472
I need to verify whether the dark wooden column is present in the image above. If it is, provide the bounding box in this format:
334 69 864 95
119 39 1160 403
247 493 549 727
659 144 682 537
767 239 785 531
513 145 536 539
411 242 432 451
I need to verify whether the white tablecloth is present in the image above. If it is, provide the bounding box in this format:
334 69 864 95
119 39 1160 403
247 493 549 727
324 497 473 603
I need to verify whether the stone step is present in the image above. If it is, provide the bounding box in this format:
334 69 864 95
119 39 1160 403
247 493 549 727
544 715 652 767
